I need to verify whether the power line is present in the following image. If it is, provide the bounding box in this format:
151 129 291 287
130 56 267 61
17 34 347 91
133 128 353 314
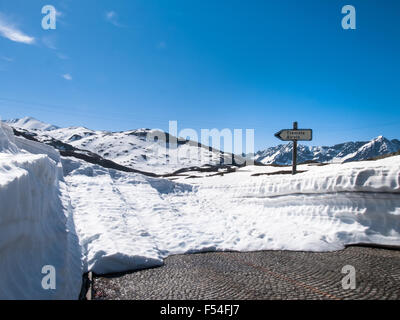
0 96 399 134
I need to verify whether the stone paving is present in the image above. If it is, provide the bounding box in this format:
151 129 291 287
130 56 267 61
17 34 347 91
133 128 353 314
92 246 400 300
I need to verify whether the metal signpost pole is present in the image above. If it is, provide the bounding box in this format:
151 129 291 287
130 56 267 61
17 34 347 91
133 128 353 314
292 121 297 175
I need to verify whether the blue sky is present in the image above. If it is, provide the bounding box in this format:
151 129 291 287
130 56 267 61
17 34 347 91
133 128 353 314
0 0 399 150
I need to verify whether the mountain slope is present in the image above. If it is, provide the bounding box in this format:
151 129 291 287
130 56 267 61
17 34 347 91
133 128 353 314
341 136 400 163
4 117 243 174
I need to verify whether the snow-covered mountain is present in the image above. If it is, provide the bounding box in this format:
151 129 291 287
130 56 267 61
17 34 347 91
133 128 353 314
4 117 243 174
255 136 400 165
4 116 59 131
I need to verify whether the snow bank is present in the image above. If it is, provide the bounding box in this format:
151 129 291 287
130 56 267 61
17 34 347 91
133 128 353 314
65 154 400 275
186 159 400 252
14 135 61 163
0 124 82 299
199 157 400 196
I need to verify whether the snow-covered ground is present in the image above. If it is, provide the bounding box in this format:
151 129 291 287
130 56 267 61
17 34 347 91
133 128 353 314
63 156 400 275
1 120 400 298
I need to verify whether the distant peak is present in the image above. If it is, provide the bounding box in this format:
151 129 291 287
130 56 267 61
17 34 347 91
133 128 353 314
4 116 59 131
372 135 388 143
21 116 36 122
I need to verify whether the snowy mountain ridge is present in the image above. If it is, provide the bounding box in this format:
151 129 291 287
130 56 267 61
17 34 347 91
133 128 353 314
4 117 244 174
255 136 400 165
4 117 400 170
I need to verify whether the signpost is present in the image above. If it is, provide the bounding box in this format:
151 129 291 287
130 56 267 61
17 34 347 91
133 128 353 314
274 122 313 175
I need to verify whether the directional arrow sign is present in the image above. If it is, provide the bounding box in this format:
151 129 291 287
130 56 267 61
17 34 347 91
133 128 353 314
275 122 313 175
274 129 312 141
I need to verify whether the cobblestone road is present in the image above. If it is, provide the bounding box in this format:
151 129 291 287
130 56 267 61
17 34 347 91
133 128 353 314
92 246 400 300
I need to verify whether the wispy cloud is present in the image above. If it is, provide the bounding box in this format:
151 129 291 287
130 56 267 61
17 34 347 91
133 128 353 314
55 9 68 27
57 53 69 60
42 36 57 50
0 14 34 44
62 73 72 81
1 56 13 62
0 55 13 72
105 11 123 27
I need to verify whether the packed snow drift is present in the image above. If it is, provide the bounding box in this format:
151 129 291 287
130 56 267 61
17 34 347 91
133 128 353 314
0 123 82 299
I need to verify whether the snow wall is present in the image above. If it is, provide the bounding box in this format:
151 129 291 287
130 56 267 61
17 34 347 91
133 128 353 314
0 123 82 299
